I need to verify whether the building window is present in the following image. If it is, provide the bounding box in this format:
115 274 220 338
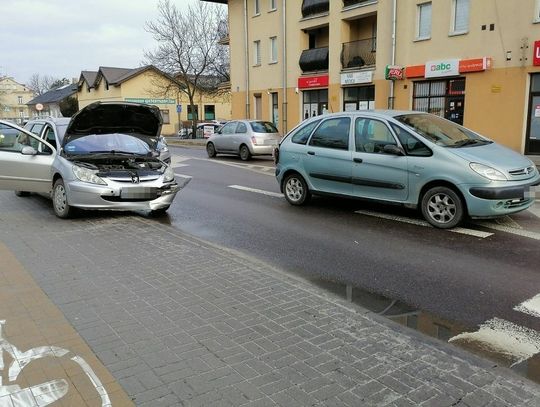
269 37 278 63
416 2 432 40
254 40 261 65
535 0 540 22
270 0 276 11
254 0 260 15
343 86 375 111
187 105 199 120
302 89 328 119
160 109 170 124
254 94 262 119
451 0 469 34
413 79 466 125
271 92 278 127
204 105 216 120
18 96 23 104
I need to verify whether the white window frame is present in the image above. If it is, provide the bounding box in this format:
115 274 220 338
450 0 470 36
534 0 540 23
269 37 278 63
254 0 260 15
416 2 432 41
253 40 261 66
269 0 277 11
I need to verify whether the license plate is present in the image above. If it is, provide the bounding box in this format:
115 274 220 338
121 187 157 199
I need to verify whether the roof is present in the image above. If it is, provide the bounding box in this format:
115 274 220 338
78 65 166 90
79 71 98 88
27 84 77 105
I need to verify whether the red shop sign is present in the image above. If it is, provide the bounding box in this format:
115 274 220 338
297 75 329 89
534 41 540 66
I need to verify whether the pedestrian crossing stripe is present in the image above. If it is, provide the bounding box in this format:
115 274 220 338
514 294 540 319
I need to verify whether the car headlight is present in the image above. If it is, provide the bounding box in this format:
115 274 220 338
163 166 175 182
72 165 107 185
161 146 169 152
469 163 507 181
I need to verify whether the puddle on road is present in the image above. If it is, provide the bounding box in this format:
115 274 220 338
309 278 540 384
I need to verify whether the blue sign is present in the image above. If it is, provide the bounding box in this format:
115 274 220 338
176 104 182 113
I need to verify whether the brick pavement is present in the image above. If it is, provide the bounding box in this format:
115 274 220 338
0 191 539 406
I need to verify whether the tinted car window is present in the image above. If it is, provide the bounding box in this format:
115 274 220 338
29 123 44 136
309 117 350 150
250 121 278 133
291 120 320 145
355 118 396 153
0 123 41 153
391 124 432 157
237 123 248 133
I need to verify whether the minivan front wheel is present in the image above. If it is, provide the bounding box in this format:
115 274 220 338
284 173 311 206
421 186 464 229
52 178 74 219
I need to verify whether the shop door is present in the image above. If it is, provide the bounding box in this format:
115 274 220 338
445 96 465 125
526 95 540 154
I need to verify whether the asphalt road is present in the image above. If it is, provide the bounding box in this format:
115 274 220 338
165 146 540 337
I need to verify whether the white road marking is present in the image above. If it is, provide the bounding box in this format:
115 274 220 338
354 210 493 238
449 317 540 367
514 294 540 319
172 163 190 168
228 185 283 198
473 220 540 241
174 173 193 179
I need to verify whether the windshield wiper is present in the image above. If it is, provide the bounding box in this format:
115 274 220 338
449 139 492 148
87 150 149 156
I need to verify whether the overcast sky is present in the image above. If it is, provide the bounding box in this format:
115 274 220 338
1 0 205 85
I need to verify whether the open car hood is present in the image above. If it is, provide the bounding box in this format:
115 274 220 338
63 102 163 149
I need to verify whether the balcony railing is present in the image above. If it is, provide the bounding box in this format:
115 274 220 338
302 0 329 18
299 47 329 72
341 37 376 69
343 0 376 7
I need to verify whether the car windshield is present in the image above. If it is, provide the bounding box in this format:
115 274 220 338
63 133 152 156
250 121 278 133
395 114 490 147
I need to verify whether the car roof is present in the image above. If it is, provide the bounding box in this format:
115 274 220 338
26 117 71 126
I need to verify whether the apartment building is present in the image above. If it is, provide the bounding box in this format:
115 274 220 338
204 0 540 157
0 77 34 125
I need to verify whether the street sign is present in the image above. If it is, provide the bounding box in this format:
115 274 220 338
177 104 182 113
35 103 44 111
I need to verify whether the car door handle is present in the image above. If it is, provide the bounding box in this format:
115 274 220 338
353 158 363 163
307 151 315 155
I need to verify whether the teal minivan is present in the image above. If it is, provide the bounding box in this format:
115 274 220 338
274 111 540 229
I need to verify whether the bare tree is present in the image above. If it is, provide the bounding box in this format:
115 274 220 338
27 74 56 96
145 0 229 138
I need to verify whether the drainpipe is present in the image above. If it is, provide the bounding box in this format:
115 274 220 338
282 0 287 133
244 0 250 118
389 0 397 109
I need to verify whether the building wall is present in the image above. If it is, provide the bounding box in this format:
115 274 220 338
78 70 232 136
223 0 540 155
0 77 34 124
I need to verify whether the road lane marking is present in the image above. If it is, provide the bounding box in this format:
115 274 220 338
354 210 493 238
449 318 540 367
174 173 193 179
473 220 540 241
514 294 540 318
228 185 283 198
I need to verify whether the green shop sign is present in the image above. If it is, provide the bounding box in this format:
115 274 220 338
124 98 175 105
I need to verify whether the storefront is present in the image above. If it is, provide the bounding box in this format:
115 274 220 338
298 75 329 120
525 44 540 155
405 57 491 126
341 70 375 111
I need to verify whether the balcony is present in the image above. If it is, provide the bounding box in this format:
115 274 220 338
343 0 376 8
341 38 376 69
302 0 329 18
299 47 329 72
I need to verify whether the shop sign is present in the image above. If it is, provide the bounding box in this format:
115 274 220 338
534 41 540 66
124 98 175 104
385 65 405 80
298 75 329 89
460 57 492 73
425 59 460 78
340 70 374 85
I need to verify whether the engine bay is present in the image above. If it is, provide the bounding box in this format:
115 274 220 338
71 156 165 176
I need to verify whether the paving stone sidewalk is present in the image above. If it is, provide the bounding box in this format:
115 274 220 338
0 192 539 406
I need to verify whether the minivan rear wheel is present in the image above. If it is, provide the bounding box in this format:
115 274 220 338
284 173 311 206
421 186 464 229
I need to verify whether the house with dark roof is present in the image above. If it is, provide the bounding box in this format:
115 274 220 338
26 83 78 118
77 65 231 136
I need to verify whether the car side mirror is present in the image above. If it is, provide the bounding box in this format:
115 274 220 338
21 146 37 156
383 144 405 156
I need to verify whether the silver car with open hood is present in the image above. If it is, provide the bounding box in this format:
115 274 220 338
0 102 188 218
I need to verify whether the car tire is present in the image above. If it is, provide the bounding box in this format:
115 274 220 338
52 178 74 219
14 191 30 197
283 173 311 206
239 145 251 161
421 186 464 229
150 206 170 217
206 142 217 158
